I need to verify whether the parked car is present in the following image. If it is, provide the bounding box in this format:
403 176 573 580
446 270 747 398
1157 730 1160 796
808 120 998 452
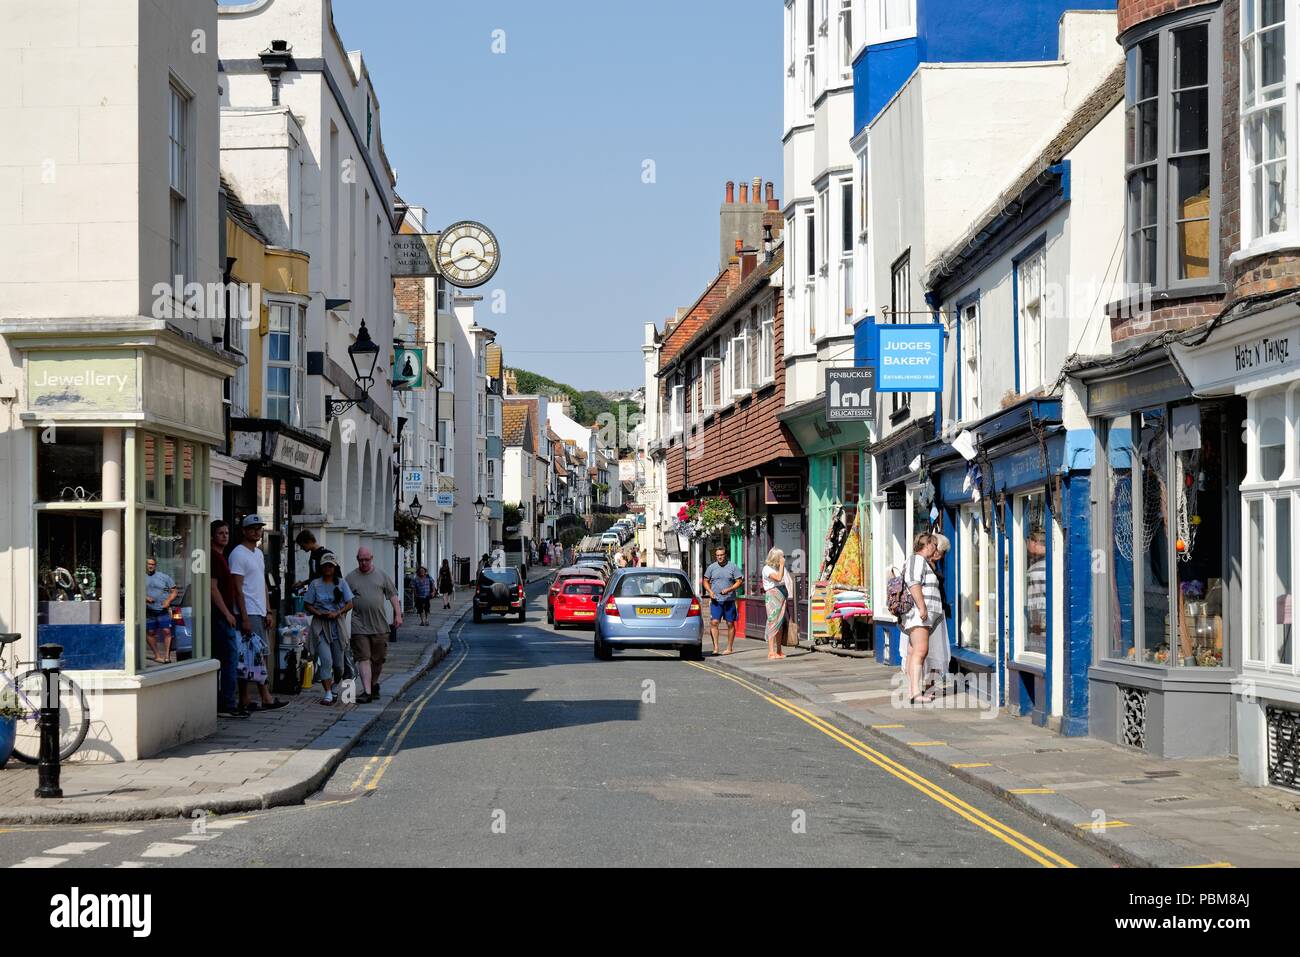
593 568 703 660
473 567 526 623
548 565 608 623
552 578 605 629
576 559 611 580
600 531 621 548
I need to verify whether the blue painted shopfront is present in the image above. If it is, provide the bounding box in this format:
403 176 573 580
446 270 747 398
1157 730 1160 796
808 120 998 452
922 397 1094 734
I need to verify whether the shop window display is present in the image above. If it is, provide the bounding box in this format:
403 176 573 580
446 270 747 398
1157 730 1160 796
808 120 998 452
143 514 197 668
1018 491 1048 657
1105 406 1229 667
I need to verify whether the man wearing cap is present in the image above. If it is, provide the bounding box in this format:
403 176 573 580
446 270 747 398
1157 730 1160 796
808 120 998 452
227 515 286 712
346 548 401 703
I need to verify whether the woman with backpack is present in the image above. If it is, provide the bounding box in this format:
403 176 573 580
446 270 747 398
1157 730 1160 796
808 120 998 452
899 533 944 705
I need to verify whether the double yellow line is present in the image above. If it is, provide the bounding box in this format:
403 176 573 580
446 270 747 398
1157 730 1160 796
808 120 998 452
682 659 1077 868
350 633 470 792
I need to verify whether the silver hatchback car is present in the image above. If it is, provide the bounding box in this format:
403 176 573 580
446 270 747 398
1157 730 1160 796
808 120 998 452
594 568 703 660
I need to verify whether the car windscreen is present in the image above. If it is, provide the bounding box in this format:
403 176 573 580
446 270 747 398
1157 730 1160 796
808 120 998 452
562 583 602 596
613 574 690 599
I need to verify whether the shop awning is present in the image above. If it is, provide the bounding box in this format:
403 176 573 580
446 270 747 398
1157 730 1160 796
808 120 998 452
1170 295 1300 397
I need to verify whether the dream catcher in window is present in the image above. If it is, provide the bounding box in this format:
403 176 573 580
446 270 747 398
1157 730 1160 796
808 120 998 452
1113 474 1134 563
1174 449 1203 563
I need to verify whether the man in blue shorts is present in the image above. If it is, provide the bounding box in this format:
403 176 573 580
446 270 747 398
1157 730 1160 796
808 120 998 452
702 546 743 656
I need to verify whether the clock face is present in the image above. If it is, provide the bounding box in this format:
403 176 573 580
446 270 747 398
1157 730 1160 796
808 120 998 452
435 221 499 288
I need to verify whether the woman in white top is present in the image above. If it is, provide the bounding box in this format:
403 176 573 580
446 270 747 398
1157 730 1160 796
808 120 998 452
900 533 952 697
901 533 943 704
762 547 788 660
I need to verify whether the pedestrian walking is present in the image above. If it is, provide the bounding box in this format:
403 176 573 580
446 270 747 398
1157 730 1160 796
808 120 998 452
412 565 433 626
209 521 246 718
702 545 743 656
761 547 789 660
227 515 287 712
614 549 627 569
900 533 944 705
346 549 401 703
438 558 454 610
303 553 354 706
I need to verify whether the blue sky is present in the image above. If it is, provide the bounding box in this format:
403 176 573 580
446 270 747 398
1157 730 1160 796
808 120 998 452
332 0 782 392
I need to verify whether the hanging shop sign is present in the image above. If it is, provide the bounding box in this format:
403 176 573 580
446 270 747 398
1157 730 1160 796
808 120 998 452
403 468 425 493
874 324 944 393
393 348 424 390
826 367 875 421
435 492 455 509
764 476 803 506
887 490 906 509
390 234 440 278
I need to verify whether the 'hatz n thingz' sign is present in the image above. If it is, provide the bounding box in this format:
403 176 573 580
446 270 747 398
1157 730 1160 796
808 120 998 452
826 368 875 422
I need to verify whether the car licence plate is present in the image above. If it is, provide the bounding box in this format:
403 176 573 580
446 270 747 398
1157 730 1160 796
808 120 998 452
573 611 593 617
637 607 672 617
492 606 508 613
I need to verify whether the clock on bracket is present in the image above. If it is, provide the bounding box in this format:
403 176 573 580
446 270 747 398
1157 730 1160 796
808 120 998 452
435 220 500 288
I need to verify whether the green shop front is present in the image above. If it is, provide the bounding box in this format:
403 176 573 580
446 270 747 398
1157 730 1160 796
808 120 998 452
778 396 874 649
1 320 239 761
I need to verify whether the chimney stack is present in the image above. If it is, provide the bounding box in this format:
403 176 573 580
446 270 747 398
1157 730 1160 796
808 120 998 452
725 181 735 204
766 182 777 210
739 182 749 205
752 177 762 204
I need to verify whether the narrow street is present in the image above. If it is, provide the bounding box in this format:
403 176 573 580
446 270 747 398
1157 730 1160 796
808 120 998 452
1 586 1106 869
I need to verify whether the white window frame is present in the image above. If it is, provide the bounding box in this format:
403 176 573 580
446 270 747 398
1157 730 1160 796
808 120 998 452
1014 491 1049 665
758 300 776 386
1242 0 1291 249
670 384 685 435
817 187 830 272
1016 245 1047 393
960 298 981 422
701 355 721 412
868 0 916 45
889 250 911 416
731 328 751 396
839 0 854 80
264 301 303 426
168 80 191 286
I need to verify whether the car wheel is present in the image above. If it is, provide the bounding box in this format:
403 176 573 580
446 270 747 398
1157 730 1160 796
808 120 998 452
547 605 554 624
518 607 526 622
594 634 611 660
473 607 482 623
680 646 702 661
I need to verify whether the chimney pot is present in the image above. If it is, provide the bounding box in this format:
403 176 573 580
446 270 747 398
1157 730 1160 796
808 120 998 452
739 183 750 204
735 238 743 253
752 177 762 204
725 181 735 204
766 182 775 203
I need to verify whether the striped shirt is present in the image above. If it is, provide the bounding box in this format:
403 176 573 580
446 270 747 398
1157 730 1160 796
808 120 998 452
904 553 944 618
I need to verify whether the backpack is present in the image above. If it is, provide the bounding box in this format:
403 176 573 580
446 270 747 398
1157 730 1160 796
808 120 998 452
885 565 915 620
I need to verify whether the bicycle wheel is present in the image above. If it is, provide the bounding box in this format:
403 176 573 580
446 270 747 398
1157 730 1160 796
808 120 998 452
10 671 91 764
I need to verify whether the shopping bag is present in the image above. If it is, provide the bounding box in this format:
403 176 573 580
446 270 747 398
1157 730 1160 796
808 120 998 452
301 658 315 690
783 610 800 648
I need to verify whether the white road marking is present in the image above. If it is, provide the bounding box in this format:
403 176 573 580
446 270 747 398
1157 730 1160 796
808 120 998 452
44 842 109 856
139 842 195 858
203 819 249 830
176 833 219 842
116 861 161 868
103 828 144 836
10 857 67 868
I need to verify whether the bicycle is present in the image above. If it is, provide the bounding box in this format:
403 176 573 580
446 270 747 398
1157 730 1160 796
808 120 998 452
0 634 91 764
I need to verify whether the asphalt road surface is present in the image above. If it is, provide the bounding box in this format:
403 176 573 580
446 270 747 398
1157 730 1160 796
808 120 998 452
0 586 1111 868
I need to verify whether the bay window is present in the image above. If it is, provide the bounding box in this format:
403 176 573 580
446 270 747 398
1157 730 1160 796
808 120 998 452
1124 11 1221 288
1244 385 1300 674
1242 0 1287 243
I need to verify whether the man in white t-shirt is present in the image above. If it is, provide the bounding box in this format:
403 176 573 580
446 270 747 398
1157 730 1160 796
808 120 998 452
227 515 285 712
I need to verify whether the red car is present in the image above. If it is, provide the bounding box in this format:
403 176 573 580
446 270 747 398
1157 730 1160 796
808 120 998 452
551 578 605 629
548 565 607 624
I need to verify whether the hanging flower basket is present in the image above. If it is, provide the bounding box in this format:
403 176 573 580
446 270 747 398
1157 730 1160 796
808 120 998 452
685 496 738 536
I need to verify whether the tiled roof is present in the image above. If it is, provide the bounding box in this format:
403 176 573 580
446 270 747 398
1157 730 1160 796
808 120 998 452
502 403 530 448
221 175 270 246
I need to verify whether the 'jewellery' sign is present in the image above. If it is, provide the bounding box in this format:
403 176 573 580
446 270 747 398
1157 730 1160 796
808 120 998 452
826 368 875 422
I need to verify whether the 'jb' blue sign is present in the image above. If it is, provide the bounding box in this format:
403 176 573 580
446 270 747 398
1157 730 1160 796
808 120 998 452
875 324 944 393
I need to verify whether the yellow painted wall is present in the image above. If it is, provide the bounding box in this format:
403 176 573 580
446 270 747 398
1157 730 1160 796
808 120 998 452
224 219 309 419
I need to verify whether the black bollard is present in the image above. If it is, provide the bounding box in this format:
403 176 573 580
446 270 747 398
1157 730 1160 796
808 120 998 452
34 643 63 799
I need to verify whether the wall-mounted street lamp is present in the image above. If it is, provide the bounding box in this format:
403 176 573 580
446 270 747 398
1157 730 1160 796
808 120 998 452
409 495 423 521
473 495 487 521
326 319 381 421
